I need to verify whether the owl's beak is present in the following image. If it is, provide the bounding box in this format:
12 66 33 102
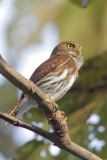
77 47 82 56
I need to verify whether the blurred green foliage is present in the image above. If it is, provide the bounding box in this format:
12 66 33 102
17 52 107 160
0 0 107 160
8 0 107 59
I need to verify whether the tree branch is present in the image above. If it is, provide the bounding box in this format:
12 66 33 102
0 55 102 160
0 112 53 141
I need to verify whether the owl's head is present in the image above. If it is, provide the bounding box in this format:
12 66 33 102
51 41 84 69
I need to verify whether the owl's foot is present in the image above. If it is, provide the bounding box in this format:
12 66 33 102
45 94 59 113
48 110 68 125
60 111 68 122
51 101 59 113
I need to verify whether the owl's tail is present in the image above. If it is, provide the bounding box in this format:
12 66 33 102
5 99 22 126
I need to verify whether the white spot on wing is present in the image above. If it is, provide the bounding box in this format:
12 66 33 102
52 64 55 67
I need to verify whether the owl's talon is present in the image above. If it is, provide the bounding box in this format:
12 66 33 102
60 111 68 121
45 95 59 113
52 106 59 113
65 116 69 122
51 100 59 113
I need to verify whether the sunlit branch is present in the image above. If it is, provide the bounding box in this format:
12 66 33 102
0 55 102 160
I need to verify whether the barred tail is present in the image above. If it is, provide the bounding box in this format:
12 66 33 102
5 99 22 126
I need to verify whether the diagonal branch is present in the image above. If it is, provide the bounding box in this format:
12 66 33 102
0 55 102 160
0 112 53 141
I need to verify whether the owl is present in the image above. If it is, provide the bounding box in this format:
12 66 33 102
6 41 84 126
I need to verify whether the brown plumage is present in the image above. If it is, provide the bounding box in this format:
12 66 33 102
5 41 84 126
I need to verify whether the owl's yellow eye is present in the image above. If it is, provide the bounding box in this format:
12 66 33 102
67 43 74 49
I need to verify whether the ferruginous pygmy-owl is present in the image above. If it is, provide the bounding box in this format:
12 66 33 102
6 41 84 126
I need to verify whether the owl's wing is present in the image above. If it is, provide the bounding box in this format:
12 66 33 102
30 54 70 83
20 54 70 99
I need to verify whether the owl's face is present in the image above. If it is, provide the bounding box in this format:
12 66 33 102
51 41 82 58
51 41 84 69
